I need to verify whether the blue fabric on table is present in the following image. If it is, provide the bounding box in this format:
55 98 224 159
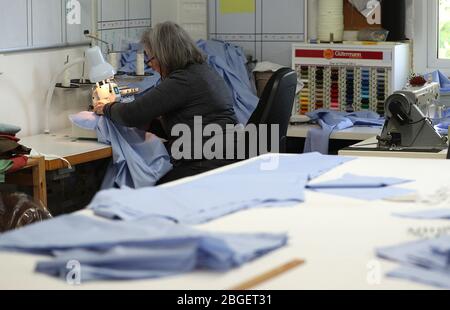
307 174 412 189
197 39 258 125
307 174 414 201
70 112 172 189
304 109 385 154
308 186 415 201
0 214 287 282
386 265 450 289
90 173 308 224
89 153 354 224
394 209 450 220
377 235 450 289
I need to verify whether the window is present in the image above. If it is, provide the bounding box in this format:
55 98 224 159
438 0 450 60
427 0 450 70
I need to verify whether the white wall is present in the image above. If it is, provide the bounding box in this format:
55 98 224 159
0 47 91 137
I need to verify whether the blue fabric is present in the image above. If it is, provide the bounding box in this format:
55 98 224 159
386 266 450 289
307 174 412 189
118 43 153 74
433 108 450 135
0 214 287 282
394 209 450 220
377 236 450 289
197 39 258 124
70 112 172 189
89 153 354 224
304 109 385 154
424 70 450 94
307 174 414 201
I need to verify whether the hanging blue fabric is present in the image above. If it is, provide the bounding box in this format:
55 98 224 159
423 70 450 94
70 112 173 189
118 42 153 75
197 39 258 124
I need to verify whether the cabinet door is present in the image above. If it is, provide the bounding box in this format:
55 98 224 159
31 0 63 47
0 0 28 50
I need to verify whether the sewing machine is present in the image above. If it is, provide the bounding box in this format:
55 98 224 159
72 79 140 139
90 79 140 108
377 82 449 151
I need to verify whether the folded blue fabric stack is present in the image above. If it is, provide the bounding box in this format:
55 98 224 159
307 174 415 201
0 214 287 282
197 39 258 125
304 109 385 154
88 153 354 224
70 112 173 189
377 236 450 289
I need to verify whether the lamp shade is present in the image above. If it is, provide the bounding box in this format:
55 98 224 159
85 46 116 83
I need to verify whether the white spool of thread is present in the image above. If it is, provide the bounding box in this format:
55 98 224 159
62 68 71 88
136 52 145 76
108 52 121 71
318 0 344 42
307 0 318 41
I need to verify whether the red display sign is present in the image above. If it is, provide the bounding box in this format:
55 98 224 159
295 49 384 60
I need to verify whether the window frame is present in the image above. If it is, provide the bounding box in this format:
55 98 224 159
427 0 450 69
414 0 450 75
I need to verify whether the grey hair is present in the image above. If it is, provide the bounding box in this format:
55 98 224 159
141 22 205 74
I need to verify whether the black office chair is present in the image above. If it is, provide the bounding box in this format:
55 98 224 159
246 67 297 155
447 142 450 159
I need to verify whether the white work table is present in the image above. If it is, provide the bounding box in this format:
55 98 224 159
20 128 112 171
339 137 448 159
1 156 450 290
288 124 382 141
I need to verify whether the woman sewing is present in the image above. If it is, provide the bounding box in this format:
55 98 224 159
93 22 239 185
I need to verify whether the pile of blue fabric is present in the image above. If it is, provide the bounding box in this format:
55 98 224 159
377 235 450 289
70 112 172 189
197 40 258 124
304 109 385 154
89 153 354 224
0 214 287 282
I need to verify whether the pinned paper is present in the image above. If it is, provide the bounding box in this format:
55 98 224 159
220 0 255 14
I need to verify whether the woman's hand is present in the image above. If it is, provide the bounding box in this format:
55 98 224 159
93 99 109 115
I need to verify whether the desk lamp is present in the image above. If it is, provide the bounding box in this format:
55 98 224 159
44 44 116 134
